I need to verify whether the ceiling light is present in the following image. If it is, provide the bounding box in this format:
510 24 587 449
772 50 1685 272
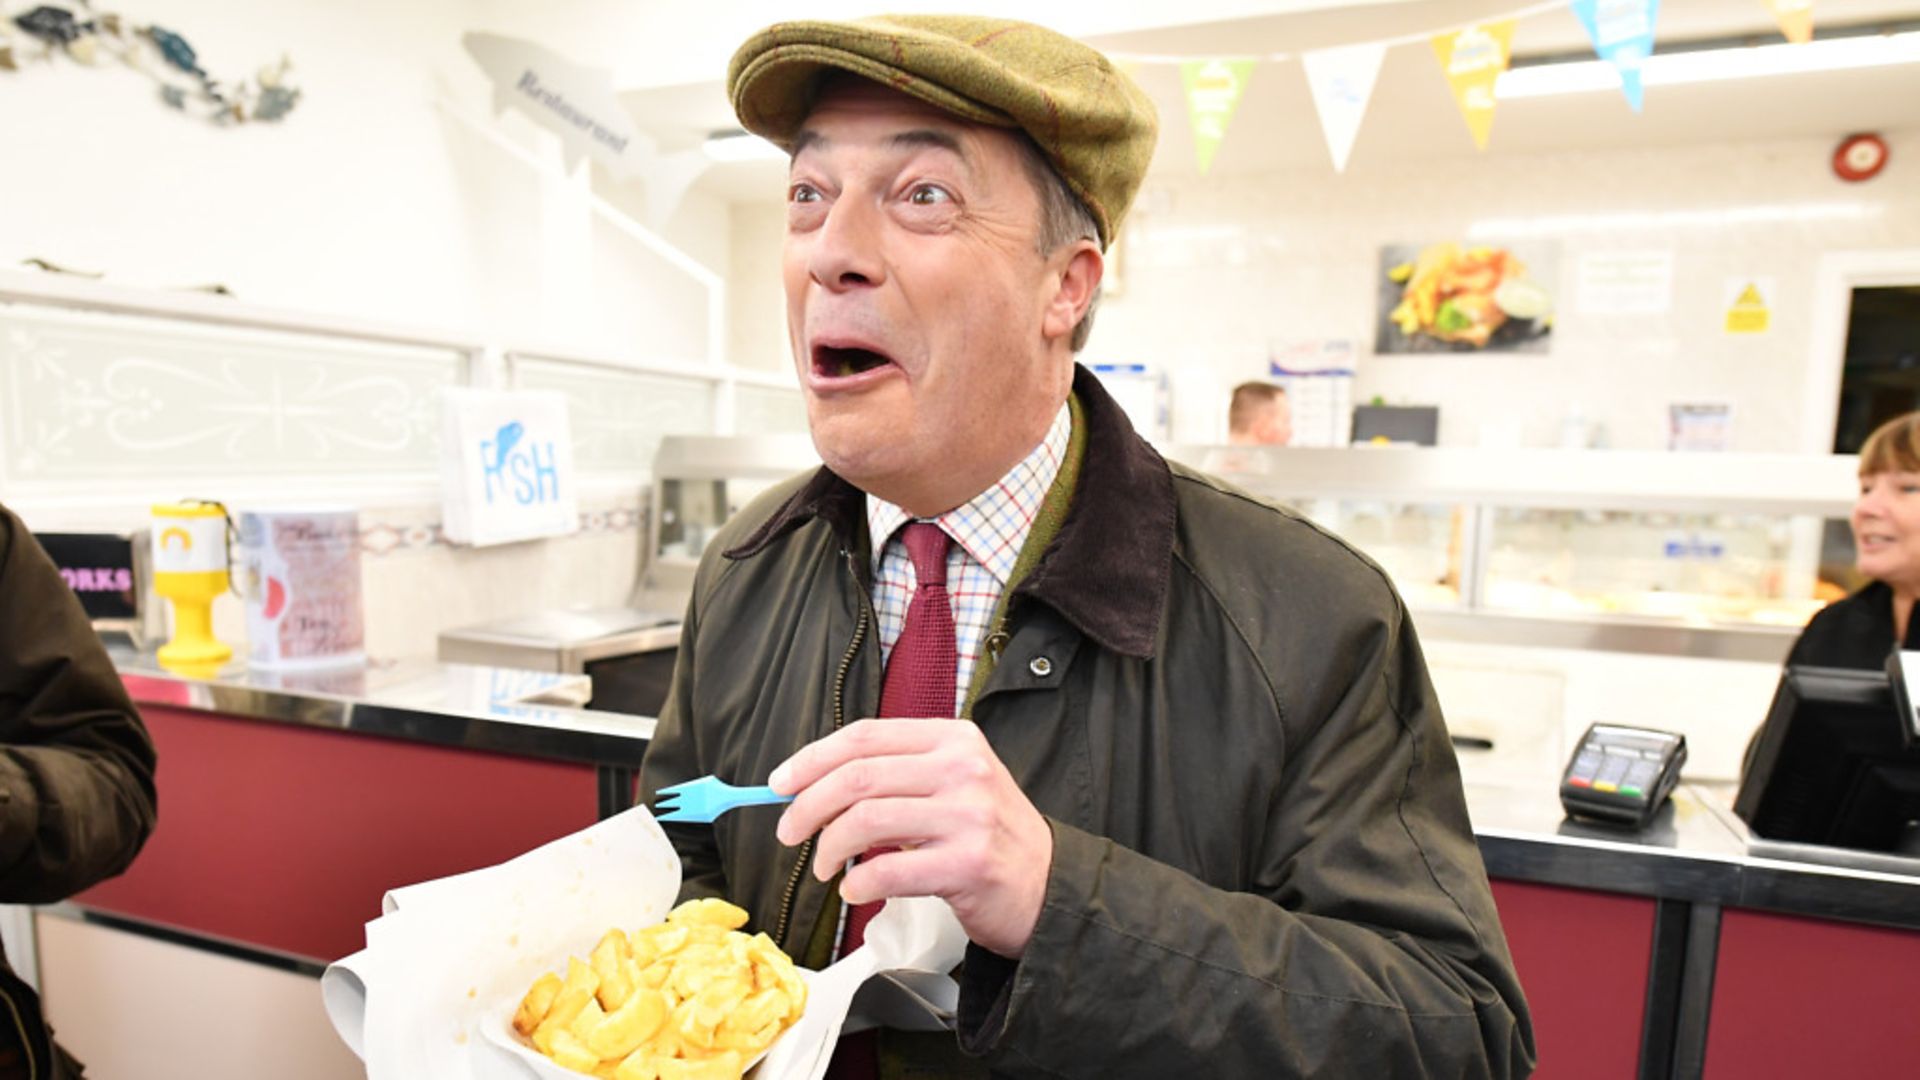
1497 29 1920 99
701 131 786 163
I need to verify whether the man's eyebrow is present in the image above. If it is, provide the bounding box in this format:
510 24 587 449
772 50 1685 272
887 128 966 160
788 127 971 169
792 130 827 159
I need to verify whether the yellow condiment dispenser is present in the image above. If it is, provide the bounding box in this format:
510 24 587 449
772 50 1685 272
150 502 233 674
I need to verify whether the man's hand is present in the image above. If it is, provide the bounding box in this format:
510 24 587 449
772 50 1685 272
768 717 1052 958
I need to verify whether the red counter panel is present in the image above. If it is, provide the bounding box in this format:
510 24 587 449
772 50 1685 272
77 704 602 963
1704 907 1920 1076
1491 879 1656 1079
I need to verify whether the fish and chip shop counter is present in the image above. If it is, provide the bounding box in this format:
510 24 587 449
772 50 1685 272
81 648 655 966
1471 782 1920 1077
14 649 659 1079
19 645 1907 1079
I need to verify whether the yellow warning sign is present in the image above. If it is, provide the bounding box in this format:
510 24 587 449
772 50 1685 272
1724 280 1771 334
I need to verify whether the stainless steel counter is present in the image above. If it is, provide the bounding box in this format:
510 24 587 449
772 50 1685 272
1472 783 1748 906
1470 781 1920 930
110 648 654 768
111 645 1920 929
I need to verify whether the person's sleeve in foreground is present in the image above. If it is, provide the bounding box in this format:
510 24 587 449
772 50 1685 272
0 508 158 902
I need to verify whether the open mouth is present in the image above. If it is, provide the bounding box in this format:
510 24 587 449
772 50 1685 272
812 344 895 379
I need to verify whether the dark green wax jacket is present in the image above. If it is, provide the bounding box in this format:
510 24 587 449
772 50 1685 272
641 366 1534 1078
0 505 159 1078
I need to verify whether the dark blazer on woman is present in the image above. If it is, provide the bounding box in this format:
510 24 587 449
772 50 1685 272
1786 580 1920 671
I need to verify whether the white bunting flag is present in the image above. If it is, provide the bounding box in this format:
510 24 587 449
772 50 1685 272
1302 43 1387 173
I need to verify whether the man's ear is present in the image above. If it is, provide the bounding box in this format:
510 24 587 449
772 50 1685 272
1041 242 1103 343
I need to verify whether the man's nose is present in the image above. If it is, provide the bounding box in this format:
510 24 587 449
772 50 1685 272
808 197 885 291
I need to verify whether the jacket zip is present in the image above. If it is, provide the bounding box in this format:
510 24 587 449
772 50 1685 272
772 551 872 949
0 982 38 1080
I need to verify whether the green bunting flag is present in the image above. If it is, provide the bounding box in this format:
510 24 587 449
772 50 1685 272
1180 59 1256 175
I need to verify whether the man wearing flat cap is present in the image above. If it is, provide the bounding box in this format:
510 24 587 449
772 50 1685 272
642 14 1533 1078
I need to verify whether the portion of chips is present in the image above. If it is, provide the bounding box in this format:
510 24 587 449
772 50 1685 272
511 898 807 1080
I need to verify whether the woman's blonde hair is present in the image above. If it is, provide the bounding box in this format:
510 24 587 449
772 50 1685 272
1858 412 1920 476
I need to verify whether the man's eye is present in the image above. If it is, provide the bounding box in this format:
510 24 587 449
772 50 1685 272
789 183 822 204
906 184 951 206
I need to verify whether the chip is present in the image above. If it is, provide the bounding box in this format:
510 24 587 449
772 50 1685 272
511 899 807 1080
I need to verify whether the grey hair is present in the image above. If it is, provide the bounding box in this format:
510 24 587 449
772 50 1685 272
1012 136 1103 353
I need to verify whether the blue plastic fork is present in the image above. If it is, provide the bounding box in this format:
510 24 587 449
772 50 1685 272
653 775 795 823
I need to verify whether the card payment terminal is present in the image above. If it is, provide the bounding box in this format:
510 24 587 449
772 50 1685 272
1559 723 1688 829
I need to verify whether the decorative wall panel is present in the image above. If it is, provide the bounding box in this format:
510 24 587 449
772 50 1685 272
510 357 715 475
1 306 459 485
735 384 807 436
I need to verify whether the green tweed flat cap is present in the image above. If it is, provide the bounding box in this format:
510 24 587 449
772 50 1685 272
727 14 1158 249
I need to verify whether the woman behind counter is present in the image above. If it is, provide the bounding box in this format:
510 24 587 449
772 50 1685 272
1790 410 1920 668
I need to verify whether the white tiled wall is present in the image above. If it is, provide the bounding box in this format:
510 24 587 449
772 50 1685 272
228 493 650 661
1097 130 1920 450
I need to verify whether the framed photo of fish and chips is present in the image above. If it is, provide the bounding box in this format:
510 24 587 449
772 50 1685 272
1374 241 1559 354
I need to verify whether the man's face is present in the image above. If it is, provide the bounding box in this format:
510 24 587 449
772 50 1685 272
1264 396 1293 446
1239 397 1291 446
783 80 1081 513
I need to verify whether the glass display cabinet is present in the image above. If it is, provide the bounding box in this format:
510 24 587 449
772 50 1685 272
638 439 1859 665
1164 446 1860 663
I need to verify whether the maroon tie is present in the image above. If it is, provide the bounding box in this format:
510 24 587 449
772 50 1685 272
875 522 958 721
829 522 955 1080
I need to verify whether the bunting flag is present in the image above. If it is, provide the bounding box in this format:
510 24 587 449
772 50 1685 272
1180 59 1256 174
1302 43 1387 173
1571 0 1661 110
1766 0 1815 44
1431 21 1515 150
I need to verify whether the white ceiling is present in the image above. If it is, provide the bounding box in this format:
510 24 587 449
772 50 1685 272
613 0 1920 203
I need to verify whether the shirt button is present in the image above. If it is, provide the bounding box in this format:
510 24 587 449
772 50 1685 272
1028 656 1053 677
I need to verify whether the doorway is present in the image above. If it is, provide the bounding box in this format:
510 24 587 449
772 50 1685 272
1831 284 1920 453
1809 258 1920 592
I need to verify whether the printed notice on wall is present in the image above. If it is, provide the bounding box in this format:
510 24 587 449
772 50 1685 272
1723 277 1774 335
1573 250 1673 315
1669 403 1733 452
1269 339 1358 448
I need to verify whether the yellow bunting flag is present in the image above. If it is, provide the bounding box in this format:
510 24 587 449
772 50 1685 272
1431 21 1515 150
1765 0 1815 44
1180 59 1256 175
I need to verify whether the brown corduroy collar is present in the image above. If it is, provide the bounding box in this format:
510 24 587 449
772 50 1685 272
723 364 1175 659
